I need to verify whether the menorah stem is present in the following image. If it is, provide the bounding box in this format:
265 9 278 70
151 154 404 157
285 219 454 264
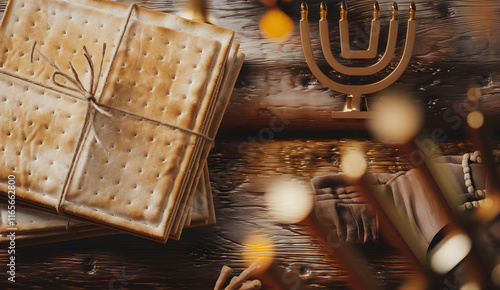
182 0 213 24
340 19 380 59
344 94 363 112
351 94 361 111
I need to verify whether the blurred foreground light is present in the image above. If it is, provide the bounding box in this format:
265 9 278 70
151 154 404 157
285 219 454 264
429 232 472 275
467 87 481 102
341 144 367 179
475 196 500 223
260 8 294 42
265 178 314 224
242 234 275 270
467 111 484 130
460 281 481 290
369 93 423 145
492 262 500 286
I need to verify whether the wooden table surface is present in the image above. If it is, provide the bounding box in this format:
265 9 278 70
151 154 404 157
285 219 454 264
1 0 499 289
1 137 488 289
1 0 497 131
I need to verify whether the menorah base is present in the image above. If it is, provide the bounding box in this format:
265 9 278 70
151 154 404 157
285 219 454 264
332 94 371 119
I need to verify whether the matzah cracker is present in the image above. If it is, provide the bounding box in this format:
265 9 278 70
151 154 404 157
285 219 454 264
0 204 111 246
0 204 86 233
184 43 242 226
0 73 88 209
186 165 214 228
171 50 245 239
169 43 242 238
190 165 210 224
0 0 234 241
184 44 243 224
0 168 215 241
188 51 244 228
0 228 112 247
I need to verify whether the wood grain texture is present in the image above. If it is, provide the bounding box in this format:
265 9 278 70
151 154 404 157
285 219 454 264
221 0 500 131
0 0 499 289
2 138 494 289
1 0 498 131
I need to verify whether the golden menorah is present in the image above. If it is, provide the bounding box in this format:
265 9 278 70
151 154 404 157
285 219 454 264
300 1 416 119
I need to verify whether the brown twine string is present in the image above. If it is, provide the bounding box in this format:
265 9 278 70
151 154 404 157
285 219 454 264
32 41 112 149
2 3 214 212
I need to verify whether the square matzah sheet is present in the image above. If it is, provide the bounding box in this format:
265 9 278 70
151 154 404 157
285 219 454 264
170 43 244 238
173 49 245 239
0 0 234 241
0 43 244 245
0 204 114 246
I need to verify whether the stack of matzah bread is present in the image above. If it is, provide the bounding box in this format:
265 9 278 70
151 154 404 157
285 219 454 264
0 0 244 243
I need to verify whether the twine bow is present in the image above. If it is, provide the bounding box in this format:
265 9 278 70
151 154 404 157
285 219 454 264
31 41 112 150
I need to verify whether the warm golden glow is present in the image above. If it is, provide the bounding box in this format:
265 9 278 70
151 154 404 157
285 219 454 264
460 281 481 290
429 232 472 274
242 235 275 270
260 8 294 42
467 87 481 102
369 93 423 145
341 144 367 179
492 262 500 286
265 178 314 224
474 196 500 222
467 111 484 129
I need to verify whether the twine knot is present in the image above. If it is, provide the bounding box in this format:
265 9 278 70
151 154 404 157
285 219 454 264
31 40 113 164
85 92 95 102
31 42 107 104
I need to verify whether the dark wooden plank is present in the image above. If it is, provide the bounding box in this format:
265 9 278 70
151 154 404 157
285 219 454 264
1 138 492 288
214 0 500 131
1 0 498 131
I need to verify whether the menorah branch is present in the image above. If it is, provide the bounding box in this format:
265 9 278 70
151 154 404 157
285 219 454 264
320 19 399 76
300 1 416 118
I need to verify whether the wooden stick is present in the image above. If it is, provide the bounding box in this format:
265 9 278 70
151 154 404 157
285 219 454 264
264 177 380 289
301 211 382 290
350 173 431 284
401 140 494 288
214 266 233 290
367 89 494 287
341 146 430 281
225 262 261 290
238 280 262 290
225 277 239 290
